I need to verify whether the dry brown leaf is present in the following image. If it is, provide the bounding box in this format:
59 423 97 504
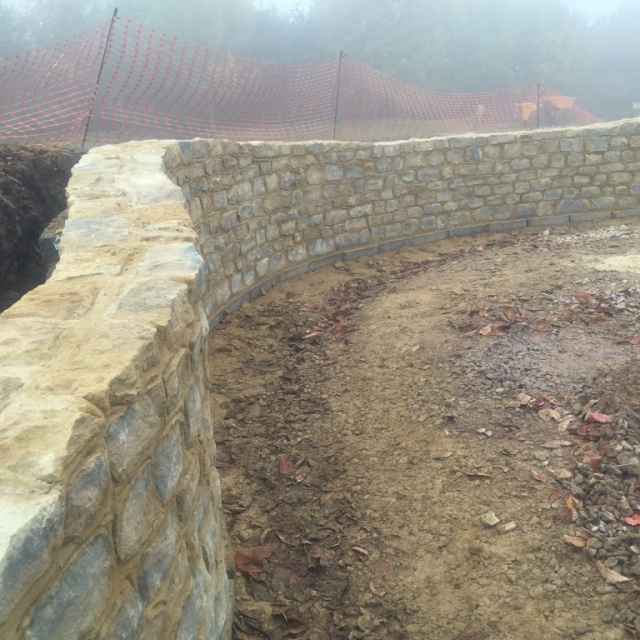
563 535 586 548
595 561 631 584
517 393 532 405
532 470 550 483
543 440 574 448
589 412 611 424
465 473 493 481
479 325 493 336
352 546 370 557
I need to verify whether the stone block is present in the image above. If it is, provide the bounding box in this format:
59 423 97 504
101 586 143 640
138 614 167 640
153 424 184 503
65 454 110 539
106 384 166 482
25 534 113 640
184 386 203 449
116 464 160 561
138 510 180 603
177 563 209 640
0 495 64 625
557 199 589 213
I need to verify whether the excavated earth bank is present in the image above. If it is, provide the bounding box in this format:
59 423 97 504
210 221 640 640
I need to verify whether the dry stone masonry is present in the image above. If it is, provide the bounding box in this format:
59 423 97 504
2 118 640 638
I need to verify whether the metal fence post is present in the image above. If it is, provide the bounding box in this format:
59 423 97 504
333 51 344 141
81 8 118 149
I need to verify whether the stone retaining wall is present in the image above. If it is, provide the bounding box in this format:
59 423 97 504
0 143 231 640
163 120 640 324
2 118 640 639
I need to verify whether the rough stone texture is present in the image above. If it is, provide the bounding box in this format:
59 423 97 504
25 534 113 640
162 120 640 324
0 142 230 640
65 454 110 539
0 494 63 625
138 509 180 602
116 464 160 562
100 585 143 640
3 120 640 638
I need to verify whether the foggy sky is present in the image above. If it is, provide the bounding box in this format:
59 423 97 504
258 0 621 18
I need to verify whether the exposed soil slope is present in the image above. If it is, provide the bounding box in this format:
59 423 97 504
0 145 81 311
210 221 640 640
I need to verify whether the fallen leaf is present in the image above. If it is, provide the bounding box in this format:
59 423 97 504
589 412 611 424
550 488 563 501
596 561 631 584
279 457 294 475
629 337 640 345
351 546 370 557
303 331 321 340
566 496 576 512
543 440 574 448
624 515 640 526
236 545 276 582
538 408 562 422
532 470 550 483
576 292 596 308
554 507 575 524
309 546 336 568
583 451 603 470
563 535 587 548
517 393 532 405
465 473 493 480
479 325 493 336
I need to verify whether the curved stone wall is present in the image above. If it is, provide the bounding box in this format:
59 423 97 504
0 143 230 640
2 118 640 639
163 121 640 325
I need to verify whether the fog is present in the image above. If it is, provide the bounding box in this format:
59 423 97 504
1 0 639 121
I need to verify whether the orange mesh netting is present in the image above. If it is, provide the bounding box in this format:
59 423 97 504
0 17 601 147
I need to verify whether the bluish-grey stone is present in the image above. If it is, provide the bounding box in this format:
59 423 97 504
177 564 209 640
184 386 203 449
177 461 200 523
102 587 143 640
138 613 167 640
560 137 583 152
116 465 159 561
465 147 482 162
516 203 537 218
0 497 64 625
201 515 218 573
308 238 335 256
153 426 184 503
26 534 112 640
106 384 166 481
344 164 363 179
138 510 180 603
325 165 344 181
558 199 589 213
65 454 110 539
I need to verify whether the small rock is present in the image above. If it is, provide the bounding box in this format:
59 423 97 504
481 512 500 527
503 521 516 533
600 607 616 624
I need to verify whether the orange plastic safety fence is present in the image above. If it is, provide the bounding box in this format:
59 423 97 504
0 18 601 147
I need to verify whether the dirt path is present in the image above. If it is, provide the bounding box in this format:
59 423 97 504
210 221 640 640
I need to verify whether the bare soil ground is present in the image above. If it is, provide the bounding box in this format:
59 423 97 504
209 221 640 640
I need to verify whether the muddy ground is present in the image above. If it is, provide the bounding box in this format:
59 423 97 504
0 145 80 312
210 221 640 640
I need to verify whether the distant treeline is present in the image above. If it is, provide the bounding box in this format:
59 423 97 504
2 0 639 121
